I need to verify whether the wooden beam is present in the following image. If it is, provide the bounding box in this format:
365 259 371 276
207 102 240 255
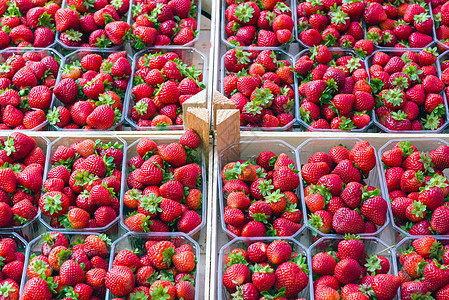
182 89 207 114
212 91 235 128
185 107 210 162
216 109 240 163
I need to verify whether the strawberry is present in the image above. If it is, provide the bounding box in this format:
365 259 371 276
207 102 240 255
105 266 135 297
332 207 365 234
55 8 79 32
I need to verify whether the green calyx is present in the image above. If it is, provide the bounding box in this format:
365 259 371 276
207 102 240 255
383 88 404 106
421 112 441 130
391 75 410 90
410 200 426 218
243 101 263 116
258 179 274 196
226 251 249 268
345 57 361 73
331 9 349 25
364 254 383 275
64 29 83 41
402 64 423 82
414 12 430 23
31 259 50 276
253 263 274 273
0 281 16 298
391 110 408 121
139 193 163 214
265 189 285 204
234 3 255 23
252 87 274 108
43 193 63 215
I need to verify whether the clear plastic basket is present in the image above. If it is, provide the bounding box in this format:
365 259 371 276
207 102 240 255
378 138 449 241
294 47 373 132
219 47 298 131
308 236 398 300
121 137 206 239
19 231 109 296
0 133 50 241
0 47 64 131
125 47 207 131
127 0 201 51
296 138 390 237
218 237 310 300
366 48 449 133
55 0 128 52
106 232 200 299
294 2 367 49
221 0 294 49
217 140 306 240
372 3 436 51
39 135 127 234
50 49 133 131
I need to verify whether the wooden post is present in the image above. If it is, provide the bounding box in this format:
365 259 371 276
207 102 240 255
212 91 235 128
182 89 207 114
185 107 210 163
216 109 240 163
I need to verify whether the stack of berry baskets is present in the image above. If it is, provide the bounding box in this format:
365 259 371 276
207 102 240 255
433 1 449 52
125 47 207 131
0 47 63 131
220 47 298 131
106 232 201 300
368 48 449 133
39 135 126 234
218 237 310 300
0 133 50 241
121 137 206 239
363 1 436 50
294 47 373 131
127 0 201 51
308 236 399 300
222 0 295 49
49 49 133 131
297 138 390 238
55 0 130 53
378 139 449 242
19 231 111 298
218 140 306 240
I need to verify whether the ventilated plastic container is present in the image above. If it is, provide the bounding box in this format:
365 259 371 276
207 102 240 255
127 0 201 51
39 135 127 234
125 47 207 131
220 47 298 131
0 47 64 131
294 2 367 49
106 232 200 299
297 138 390 237
294 48 373 132
218 237 310 300
55 0 128 52
366 49 449 133
308 236 398 300
0 133 50 241
50 49 133 131
378 138 449 241
221 0 294 49
121 137 206 239
373 3 436 50
20 231 109 296
218 140 306 240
